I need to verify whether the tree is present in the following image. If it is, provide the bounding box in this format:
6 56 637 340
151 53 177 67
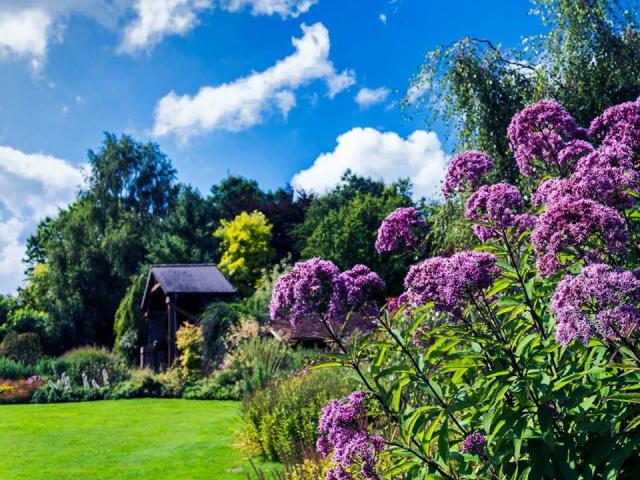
145 185 220 265
214 211 275 296
211 175 311 261
22 134 178 348
262 185 312 261
210 175 265 221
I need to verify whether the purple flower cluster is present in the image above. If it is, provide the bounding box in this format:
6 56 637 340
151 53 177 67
375 207 426 254
270 258 341 327
443 151 494 198
464 183 532 242
532 178 579 207
551 264 640 345
573 144 639 210
508 100 586 177
461 432 487 457
589 100 640 151
532 144 639 210
404 251 500 314
317 391 385 480
531 199 628 277
557 139 593 168
270 259 385 328
337 264 386 318
513 213 538 238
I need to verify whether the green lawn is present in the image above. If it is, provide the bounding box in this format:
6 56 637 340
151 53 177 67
0 399 278 480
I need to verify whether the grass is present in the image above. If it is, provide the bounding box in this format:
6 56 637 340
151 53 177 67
0 399 279 480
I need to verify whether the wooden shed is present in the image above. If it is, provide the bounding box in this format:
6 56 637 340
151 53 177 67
139 264 236 370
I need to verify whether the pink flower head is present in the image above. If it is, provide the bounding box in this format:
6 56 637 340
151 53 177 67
531 199 629 277
270 259 385 329
532 178 580 207
465 182 523 242
443 151 494 198
375 207 426 254
317 391 385 480
270 258 340 327
573 144 640 210
551 264 640 345
461 432 487 457
589 100 640 152
557 140 594 171
335 264 386 319
404 251 500 314
508 100 586 177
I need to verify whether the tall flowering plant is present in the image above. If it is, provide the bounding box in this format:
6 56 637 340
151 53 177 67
271 98 640 479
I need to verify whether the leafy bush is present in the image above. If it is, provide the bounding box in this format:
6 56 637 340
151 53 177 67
214 210 275 296
271 99 640 478
226 336 311 395
249 455 332 480
0 358 36 380
224 317 261 352
107 368 186 399
31 381 108 403
242 368 356 463
0 332 42 364
199 302 239 366
38 347 128 385
0 306 50 339
176 322 204 377
182 370 243 400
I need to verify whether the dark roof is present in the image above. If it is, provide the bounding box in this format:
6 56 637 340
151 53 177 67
141 264 235 309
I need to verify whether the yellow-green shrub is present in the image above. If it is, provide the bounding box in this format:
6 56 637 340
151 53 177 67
176 322 204 377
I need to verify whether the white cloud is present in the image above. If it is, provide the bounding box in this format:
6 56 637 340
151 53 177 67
355 86 390 109
0 8 52 70
0 146 85 293
119 0 212 54
0 1 131 69
220 0 317 18
0 0 316 68
0 217 28 294
379 13 387 24
152 22 355 139
291 127 448 200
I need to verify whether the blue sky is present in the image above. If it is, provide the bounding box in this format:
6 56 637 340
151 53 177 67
0 0 543 293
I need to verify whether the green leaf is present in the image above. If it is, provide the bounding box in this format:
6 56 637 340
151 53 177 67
438 420 449 462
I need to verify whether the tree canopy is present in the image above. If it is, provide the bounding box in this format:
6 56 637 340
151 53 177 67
214 210 276 296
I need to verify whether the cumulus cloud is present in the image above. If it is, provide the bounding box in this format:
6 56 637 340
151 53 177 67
0 0 318 68
291 127 448 200
0 8 52 70
119 0 212 54
379 13 387 24
0 146 85 293
220 0 317 18
152 22 355 139
355 86 390 109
